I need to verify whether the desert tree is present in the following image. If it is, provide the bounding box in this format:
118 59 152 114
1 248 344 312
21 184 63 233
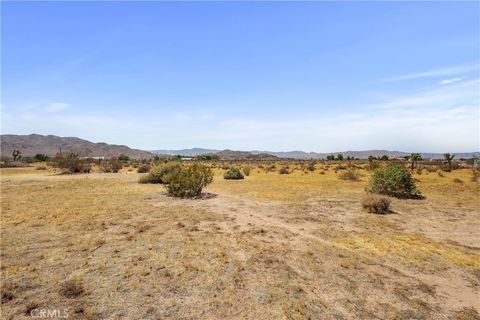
368 155 376 170
12 150 21 161
443 153 455 170
409 153 421 171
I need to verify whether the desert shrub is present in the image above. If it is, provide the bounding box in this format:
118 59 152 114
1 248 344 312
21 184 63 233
224 168 244 180
367 163 422 199
453 178 464 184
266 164 276 172
36 166 47 170
50 152 91 174
339 168 360 181
361 194 391 214
164 163 213 198
242 166 251 176
33 153 49 162
137 164 151 173
118 154 130 161
437 171 444 177
334 165 347 171
319 171 325 175
139 163 182 184
307 162 316 171
426 166 437 173
279 166 290 174
100 157 123 173
441 162 459 172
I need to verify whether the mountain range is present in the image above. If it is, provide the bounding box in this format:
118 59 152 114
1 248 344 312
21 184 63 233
153 148 480 160
1 134 154 159
1 134 478 160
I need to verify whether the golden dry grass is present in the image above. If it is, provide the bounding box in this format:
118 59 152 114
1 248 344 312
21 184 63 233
1 164 479 319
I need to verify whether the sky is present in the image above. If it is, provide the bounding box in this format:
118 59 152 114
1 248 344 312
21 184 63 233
1 1 479 152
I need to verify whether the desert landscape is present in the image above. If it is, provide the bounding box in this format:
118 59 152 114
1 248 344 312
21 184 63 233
1 155 479 319
2 1 479 319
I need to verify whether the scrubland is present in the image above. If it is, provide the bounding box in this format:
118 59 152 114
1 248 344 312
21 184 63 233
1 161 479 319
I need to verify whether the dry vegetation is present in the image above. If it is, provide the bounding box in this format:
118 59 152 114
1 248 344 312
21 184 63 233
1 160 479 319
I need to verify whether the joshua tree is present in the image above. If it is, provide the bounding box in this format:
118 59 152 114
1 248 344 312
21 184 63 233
410 153 421 171
12 149 21 161
368 155 376 170
337 154 344 161
443 153 455 170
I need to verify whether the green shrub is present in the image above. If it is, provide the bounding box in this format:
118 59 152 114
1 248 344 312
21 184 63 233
139 163 182 184
242 166 251 176
164 163 213 198
361 194 391 214
224 168 244 180
34 154 49 162
367 163 422 199
50 152 91 174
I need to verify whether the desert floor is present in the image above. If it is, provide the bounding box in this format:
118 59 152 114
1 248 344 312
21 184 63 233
1 165 479 319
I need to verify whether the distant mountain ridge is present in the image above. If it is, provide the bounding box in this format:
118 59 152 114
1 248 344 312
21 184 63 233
153 148 480 159
1 135 478 160
1 134 154 159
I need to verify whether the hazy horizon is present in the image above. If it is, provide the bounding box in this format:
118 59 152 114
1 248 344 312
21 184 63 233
2 2 479 152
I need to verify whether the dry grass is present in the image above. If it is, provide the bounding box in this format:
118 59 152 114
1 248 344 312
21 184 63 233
1 164 479 319
361 194 391 214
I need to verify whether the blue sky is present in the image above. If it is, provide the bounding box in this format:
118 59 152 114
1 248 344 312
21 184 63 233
2 1 479 152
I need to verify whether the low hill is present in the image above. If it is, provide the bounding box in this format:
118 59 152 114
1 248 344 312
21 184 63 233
153 148 218 157
1 134 154 159
215 150 279 161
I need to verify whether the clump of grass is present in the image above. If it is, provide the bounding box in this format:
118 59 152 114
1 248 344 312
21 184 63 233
59 280 84 298
224 168 244 180
453 178 464 184
279 166 290 174
242 166 251 176
437 171 444 177
361 194 391 214
367 162 422 199
339 168 360 181
35 166 47 170
1 282 17 303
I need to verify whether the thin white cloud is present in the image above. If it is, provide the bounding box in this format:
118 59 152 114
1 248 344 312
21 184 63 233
2 77 479 152
439 78 463 85
383 63 478 82
45 102 70 113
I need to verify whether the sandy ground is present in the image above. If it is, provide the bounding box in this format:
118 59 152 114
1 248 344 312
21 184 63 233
1 165 479 319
